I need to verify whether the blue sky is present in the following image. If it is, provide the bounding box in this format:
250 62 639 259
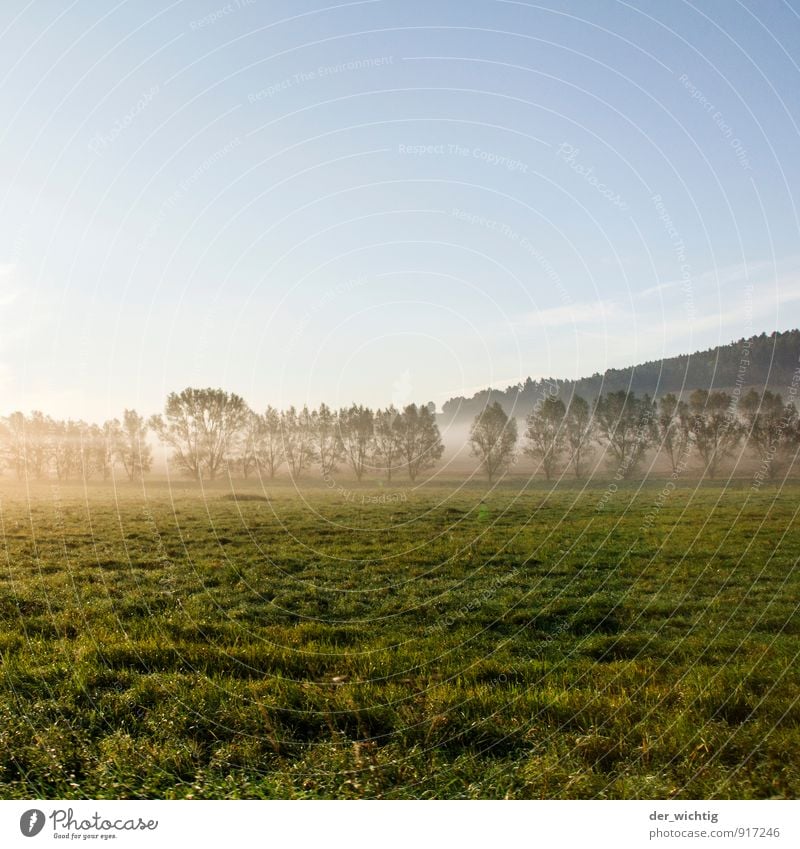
1 0 799 419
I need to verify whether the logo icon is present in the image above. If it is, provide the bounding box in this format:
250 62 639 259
20 810 45 837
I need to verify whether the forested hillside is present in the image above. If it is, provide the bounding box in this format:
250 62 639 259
441 329 800 423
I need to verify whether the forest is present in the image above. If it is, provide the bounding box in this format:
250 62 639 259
441 329 800 425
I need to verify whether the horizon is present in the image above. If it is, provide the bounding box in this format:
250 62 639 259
0 325 795 423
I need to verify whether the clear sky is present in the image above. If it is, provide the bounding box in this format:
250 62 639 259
1 0 799 421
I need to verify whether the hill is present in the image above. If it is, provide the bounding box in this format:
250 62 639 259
441 329 800 423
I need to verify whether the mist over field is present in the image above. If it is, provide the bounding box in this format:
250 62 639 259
2 330 797 488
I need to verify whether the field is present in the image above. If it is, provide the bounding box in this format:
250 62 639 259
0 477 798 799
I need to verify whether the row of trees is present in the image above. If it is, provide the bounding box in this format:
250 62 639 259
0 389 444 483
468 389 800 482
2 386 797 484
150 389 444 482
1 410 152 482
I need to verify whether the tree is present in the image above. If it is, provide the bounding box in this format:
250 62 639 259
594 391 657 478
150 388 249 480
469 402 518 483
373 406 403 481
237 410 261 479
657 393 692 475
395 403 444 482
688 389 742 479
115 410 152 481
76 421 97 480
2 412 28 479
281 406 316 480
523 395 566 481
25 412 51 479
740 390 799 481
338 404 374 481
315 403 344 478
94 421 121 481
564 394 594 478
47 418 83 481
254 406 284 479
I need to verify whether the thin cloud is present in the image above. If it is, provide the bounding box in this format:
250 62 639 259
639 257 798 299
516 300 621 328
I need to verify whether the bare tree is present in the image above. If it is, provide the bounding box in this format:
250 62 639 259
338 404 375 481
115 410 152 481
469 402 518 483
238 409 261 479
254 406 284 479
47 418 84 482
2 412 27 479
26 412 51 479
688 389 741 479
657 393 692 475
315 403 344 478
0 412 51 479
150 388 249 480
740 390 799 481
523 396 566 481
94 420 121 481
372 406 402 481
564 394 594 478
394 403 444 482
594 391 657 478
281 406 317 480
77 421 97 480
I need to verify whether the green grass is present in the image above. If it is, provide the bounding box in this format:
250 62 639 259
0 476 798 799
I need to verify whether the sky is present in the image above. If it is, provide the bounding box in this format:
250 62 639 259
0 0 799 421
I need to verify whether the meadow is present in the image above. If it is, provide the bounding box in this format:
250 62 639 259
0 476 797 799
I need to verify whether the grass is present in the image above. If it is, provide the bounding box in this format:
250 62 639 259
0 475 797 799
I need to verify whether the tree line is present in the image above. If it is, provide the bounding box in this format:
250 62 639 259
1 410 153 482
469 388 800 483
1 385 797 484
0 389 444 484
444 329 800 425
150 389 444 483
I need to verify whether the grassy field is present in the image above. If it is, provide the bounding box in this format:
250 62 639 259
0 476 798 799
